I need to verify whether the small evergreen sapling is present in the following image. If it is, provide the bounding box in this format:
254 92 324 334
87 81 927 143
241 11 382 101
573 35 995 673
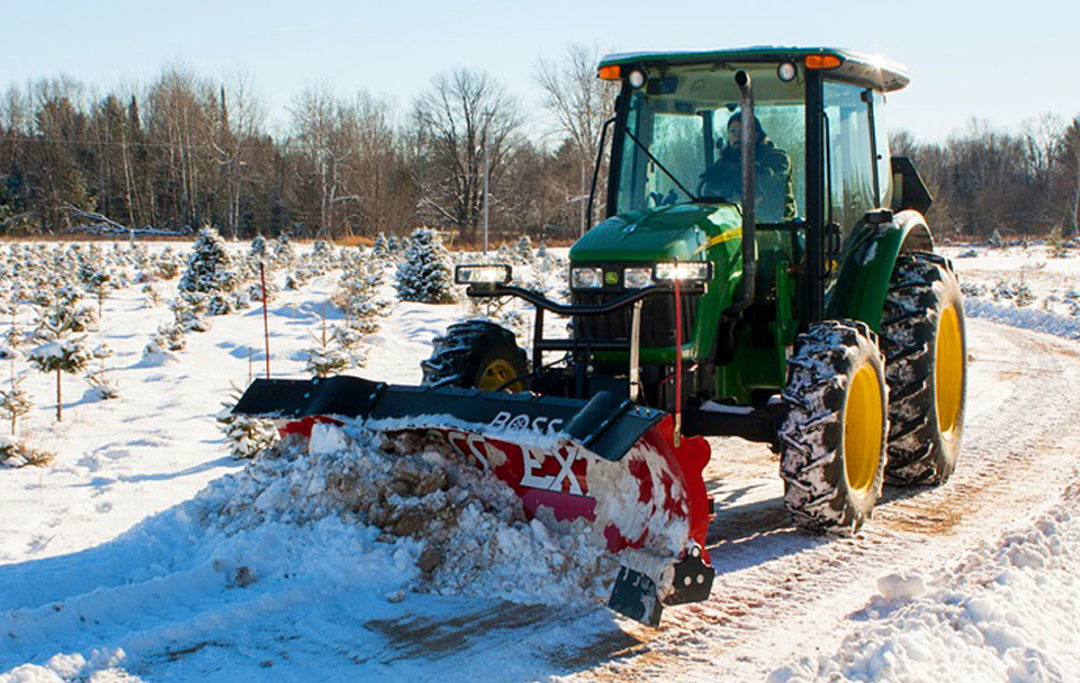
29 335 92 421
0 436 53 468
250 235 268 260
513 235 534 263
332 255 390 335
179 227 238 302
395 228 454 304
372 233 390 259
84 343 119 400
83 264 112 318
304 307 350 377
0 374 31 435
225 416 280 460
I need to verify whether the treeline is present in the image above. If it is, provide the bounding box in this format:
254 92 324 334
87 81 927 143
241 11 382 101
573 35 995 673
0 46 612 244
2 47 1079 243
893 115 1080 238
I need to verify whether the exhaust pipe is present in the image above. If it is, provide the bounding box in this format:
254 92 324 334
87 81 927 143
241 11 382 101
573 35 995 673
734 70 756 313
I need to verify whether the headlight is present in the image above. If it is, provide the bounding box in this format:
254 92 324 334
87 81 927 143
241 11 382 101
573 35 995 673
623 267 653 289
653 261 712 282
455 264 512 285
571 267 604 289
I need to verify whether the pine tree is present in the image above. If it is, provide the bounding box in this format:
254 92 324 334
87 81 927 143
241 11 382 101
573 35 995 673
225 416 280 459
513 235 533 263
85 268 112 318
179 226 238 298
84 343 118 399
332 254 390 335
250 235 268 260
373 233 390 259
35 286 97 339
273 232 295 267
395 228 454 304
0 374 31 435
303 308 350 377
29 335 92 421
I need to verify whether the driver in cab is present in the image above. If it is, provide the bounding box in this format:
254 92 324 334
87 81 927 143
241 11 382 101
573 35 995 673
700 113 796 223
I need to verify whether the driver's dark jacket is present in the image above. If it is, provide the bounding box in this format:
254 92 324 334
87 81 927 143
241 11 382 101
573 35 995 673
700 138 797 222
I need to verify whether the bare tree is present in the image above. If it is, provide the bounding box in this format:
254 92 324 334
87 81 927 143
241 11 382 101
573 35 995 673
536 44 617 233
1061 117 1080 236
289 85 361 237
211 70 265 239
411 69 522 242
145 67 217 228
352 92 415 234
1021 113 1065 222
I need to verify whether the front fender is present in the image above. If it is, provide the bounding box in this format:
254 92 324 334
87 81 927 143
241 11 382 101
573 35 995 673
825 210 934 331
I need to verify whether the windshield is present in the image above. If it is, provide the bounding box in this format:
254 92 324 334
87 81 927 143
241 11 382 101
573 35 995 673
614 65 806 223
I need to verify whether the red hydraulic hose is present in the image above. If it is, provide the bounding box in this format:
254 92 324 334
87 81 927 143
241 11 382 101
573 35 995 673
674 274 682 447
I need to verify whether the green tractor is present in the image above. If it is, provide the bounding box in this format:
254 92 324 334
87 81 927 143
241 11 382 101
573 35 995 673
432 46 965 531
234 47 965 625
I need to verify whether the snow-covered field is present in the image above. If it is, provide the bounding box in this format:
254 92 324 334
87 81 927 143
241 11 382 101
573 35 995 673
0 239 1078 682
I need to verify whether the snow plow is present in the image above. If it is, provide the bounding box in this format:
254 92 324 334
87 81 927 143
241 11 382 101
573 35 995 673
234 372 714 626
234 47 967 626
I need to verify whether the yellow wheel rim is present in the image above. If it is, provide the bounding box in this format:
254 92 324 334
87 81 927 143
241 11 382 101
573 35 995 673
844 364 884 493
478 359 521 392
935 305 963 435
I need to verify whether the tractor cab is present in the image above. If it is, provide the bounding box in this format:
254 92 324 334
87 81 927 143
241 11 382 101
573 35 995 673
597 47 915 222
587 48 922 330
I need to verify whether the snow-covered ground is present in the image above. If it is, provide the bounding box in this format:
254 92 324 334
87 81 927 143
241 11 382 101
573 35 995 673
0 240 1078 682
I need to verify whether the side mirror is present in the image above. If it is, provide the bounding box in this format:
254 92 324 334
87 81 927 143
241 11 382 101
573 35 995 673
891 156 933 214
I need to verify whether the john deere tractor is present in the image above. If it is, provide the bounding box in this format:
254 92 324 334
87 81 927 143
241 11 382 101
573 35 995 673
235 47 965 625
428 46 965 533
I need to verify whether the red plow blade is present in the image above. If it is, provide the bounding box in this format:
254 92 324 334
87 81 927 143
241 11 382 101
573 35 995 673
234 376 715 625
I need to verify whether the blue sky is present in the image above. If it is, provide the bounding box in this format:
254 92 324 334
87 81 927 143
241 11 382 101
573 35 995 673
3 0 1076 141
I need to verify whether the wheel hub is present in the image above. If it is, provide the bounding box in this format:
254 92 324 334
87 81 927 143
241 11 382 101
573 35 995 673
844 364 883 493
935 304 963 435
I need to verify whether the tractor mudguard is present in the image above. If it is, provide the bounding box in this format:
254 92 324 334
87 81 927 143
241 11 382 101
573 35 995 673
825 209 934 331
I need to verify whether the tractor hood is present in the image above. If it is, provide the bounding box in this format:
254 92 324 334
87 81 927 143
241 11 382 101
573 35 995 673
570 203 742 263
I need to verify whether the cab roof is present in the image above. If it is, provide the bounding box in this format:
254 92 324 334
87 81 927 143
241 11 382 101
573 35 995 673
598 46 910 92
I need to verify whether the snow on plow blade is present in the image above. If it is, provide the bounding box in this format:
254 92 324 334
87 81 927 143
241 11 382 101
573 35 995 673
233 375 714 625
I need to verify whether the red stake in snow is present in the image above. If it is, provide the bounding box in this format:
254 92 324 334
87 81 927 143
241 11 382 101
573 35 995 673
260 261 270 378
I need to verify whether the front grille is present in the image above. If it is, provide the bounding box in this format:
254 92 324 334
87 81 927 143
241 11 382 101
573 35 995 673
572 290 697 347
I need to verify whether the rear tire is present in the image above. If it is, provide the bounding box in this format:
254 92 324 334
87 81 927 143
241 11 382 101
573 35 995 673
779 320 888 534
880 252 966 486
421 320 529 392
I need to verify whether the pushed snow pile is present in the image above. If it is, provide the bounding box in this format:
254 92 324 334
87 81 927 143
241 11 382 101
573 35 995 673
770 484 1080 682
195 422 615 607
965 298 1080 341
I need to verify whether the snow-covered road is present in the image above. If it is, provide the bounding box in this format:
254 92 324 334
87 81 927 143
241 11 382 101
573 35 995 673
3 319 1078 682
2 241 1079 682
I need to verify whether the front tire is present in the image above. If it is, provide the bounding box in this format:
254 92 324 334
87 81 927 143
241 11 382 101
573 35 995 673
420 320 529 392
880 253 966 486
779 320 888 534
